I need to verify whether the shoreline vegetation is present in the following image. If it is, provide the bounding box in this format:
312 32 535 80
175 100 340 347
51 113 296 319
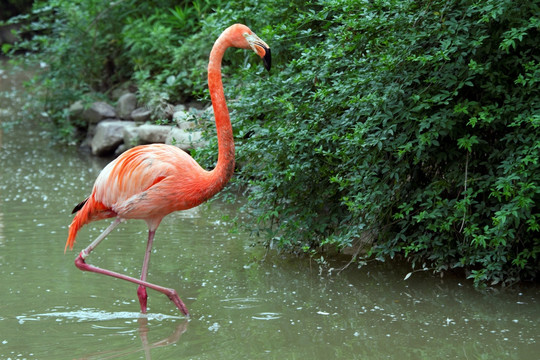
1 0 539 288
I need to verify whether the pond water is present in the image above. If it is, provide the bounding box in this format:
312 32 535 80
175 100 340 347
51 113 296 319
1 61 539 359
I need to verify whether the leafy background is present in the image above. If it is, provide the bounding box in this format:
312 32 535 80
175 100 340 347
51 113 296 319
3 0 539 287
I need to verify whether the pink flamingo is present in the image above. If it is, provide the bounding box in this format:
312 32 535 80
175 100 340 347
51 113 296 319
66 24 271 316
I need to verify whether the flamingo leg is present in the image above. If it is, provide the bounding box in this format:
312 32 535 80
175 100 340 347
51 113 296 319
79 218 123 257
137 230 155 314
74 221 189 316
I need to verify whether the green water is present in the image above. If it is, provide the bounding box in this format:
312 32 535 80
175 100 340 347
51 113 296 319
1 61 539 359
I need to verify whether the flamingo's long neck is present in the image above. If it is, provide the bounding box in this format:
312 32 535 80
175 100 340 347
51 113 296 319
207 31 235 193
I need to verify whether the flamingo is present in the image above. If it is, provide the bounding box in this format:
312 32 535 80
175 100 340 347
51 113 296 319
66 24 271 316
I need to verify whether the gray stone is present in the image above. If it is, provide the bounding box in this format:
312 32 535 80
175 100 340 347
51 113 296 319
173 110 189 123
123 125 140 148
165 128 207 151
79 135 92 152
178 120 196 130
116 93 137 119
83 102 116 124
201 106 215 122
87 123 97 137
162 103 175 120
91 120 136 156
137 124 173 144
173 110 197 130
131 107 152 122
186 101 204 110
115 143 128 156
111 82 134 101
68 100 84 118
0 24 20 45
173 104 187 112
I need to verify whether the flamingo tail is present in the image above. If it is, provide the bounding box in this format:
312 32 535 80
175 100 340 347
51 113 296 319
66 199 91 253
65 197 113 253
72 198 88 214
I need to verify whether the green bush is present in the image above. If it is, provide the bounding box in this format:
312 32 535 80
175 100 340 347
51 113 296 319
124 0 229 112
197 0 539 286
11 0 134 139
10 0 224 139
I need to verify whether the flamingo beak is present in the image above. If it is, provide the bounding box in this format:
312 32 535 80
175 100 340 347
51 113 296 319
253 42 271 72
262 46 271 72
246 33 271 72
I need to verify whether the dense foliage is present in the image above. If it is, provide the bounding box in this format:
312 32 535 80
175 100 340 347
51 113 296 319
8 0 227 138
8 0 539 286
223 0 540 287
0 0 33 21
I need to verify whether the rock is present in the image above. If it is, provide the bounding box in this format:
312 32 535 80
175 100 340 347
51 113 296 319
162 103 176 120
111 82 135 101
123 125 140 148
88 123 97 137
166 128 207 151
68 100 84 118
173 104 187 113
178 120 196 130
0 24 20 45
83 102 116 124
91 120 136 156
341 230 376 256
173 110 196 130
79 135 92 153
173 109 189 123
116 93 137 119
137 124 174 144
131 107 152 122
200 106 215 122
115 143 128 156
185 101 204 110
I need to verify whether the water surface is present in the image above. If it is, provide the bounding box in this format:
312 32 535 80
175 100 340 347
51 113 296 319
1 61 539 359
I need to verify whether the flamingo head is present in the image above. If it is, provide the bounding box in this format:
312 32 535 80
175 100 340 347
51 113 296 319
228 24 271 71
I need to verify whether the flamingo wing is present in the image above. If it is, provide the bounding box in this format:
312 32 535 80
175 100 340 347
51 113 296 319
66 144 202 251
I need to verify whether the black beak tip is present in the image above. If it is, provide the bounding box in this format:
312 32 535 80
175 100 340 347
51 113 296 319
263 48 271 72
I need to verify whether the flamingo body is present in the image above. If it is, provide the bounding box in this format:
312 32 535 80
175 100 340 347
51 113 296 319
66 24 271 315
67 144 219 251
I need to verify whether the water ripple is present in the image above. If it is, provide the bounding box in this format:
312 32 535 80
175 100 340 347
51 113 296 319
220 297 261 309
16 308 183 324
251 312 281 320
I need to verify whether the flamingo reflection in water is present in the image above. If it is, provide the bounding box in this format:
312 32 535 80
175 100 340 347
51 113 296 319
76 318 188 360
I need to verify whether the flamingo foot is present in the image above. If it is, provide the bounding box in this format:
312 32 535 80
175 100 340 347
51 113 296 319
137 285 148 314
164 288 190 317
